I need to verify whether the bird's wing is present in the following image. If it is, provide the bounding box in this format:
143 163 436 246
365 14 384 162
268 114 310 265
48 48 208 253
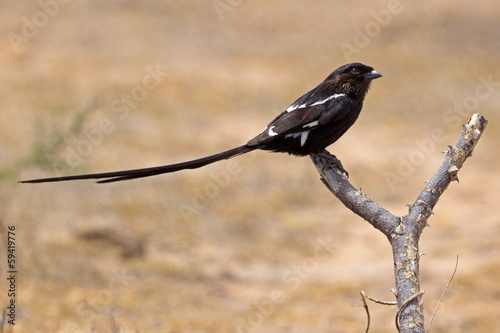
248 93 351 146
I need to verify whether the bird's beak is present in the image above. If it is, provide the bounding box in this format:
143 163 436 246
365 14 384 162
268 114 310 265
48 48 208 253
364 70 382 79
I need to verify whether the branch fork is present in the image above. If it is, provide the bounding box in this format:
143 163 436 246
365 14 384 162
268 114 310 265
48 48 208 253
310 113 487 332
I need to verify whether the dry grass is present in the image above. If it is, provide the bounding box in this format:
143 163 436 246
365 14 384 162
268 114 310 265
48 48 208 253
2 0 500 331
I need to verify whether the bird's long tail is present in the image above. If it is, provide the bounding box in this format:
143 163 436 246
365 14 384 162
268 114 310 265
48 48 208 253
20 145 256 184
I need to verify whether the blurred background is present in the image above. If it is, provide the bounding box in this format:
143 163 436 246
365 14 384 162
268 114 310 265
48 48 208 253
2 0 500 332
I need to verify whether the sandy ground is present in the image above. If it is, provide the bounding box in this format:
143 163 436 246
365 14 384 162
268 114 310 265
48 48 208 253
1 1 500 332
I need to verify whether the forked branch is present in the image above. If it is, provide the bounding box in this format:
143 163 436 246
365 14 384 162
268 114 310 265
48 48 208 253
310 113 487 332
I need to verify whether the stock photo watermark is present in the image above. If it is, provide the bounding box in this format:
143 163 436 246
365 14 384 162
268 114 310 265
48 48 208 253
384 74 500 190
50 64 168 176
178 159 243 222
235 235 336 333
7 0 73 53
5 225 17 326
59 269 135 332
213 0 245 21
340 0 405 62
177 150 257 226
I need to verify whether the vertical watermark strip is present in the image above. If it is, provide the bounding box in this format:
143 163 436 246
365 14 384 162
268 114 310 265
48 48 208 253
6 225 16 325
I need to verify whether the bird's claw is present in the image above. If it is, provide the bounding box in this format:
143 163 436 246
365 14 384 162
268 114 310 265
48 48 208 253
313 151 349 178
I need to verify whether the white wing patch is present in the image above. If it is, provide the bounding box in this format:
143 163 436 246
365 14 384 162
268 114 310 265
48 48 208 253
268 126 278 136
279 93 347 146
286 103 305 113
286 93 345 113
284 131 310 146
310 93 345 107
300 131 310 146
303 120 319 128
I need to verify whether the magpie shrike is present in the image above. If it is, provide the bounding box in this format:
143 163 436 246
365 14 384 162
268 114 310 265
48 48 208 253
20 63 381 184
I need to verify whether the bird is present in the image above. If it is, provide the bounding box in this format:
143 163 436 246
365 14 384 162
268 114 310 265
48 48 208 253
20 62 381 184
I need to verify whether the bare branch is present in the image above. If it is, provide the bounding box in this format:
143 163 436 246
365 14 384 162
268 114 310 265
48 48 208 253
395 290 425 332
310 154 400 237
311 113 487 332
406 113 488 236
360 290 397 306
427 255 459 333
360 290 398 333
360 291 371 333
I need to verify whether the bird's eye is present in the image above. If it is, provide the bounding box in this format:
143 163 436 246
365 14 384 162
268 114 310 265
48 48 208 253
350 67 360 75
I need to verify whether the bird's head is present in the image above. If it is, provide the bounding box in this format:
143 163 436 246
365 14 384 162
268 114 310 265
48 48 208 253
328 63 382 99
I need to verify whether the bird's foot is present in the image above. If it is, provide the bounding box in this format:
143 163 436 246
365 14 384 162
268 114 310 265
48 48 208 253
312 150 349 178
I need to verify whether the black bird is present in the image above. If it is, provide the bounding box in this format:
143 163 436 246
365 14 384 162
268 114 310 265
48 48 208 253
20 63 381 184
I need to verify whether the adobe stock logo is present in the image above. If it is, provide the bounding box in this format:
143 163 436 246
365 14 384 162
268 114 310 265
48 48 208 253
50 65 168 176
235 235 336 333
213 0 244 21
177 152 259 225
384 74 499 191
340 0 405 62
60 269 135 332
7 0 72 53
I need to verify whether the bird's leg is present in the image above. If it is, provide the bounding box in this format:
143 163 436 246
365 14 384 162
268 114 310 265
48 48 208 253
312 150 349 178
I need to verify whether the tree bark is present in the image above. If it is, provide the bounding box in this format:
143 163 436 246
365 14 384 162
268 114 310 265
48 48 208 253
310 113 487 332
